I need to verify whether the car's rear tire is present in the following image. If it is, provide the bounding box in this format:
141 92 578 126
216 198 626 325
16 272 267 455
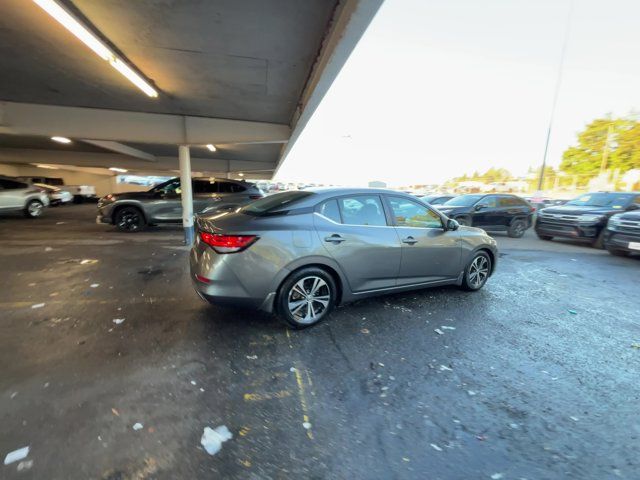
24 200 44 218
276 267 337 329
591 230 605 249
455 216 471 227
460 251 491 291
537 233 553 241
606 247 629 257
508 219 527 238
115 206 146 232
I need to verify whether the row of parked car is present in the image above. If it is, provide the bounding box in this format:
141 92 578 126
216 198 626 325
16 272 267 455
419 191 640 257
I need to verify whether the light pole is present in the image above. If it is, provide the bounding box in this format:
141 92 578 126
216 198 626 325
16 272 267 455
537 0 574 195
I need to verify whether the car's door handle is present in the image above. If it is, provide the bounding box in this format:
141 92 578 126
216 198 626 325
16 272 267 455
402 236 418 245
324 234 345 244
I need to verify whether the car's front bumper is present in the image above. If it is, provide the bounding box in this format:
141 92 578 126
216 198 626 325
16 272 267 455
535 219 604 240
604 229 640 253
96 203 115 224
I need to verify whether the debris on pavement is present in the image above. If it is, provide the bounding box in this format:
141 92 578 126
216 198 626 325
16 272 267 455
132 423 144 431
112 318 125 325
190 380 197 385
45 247 53 252
90 283 100 288
201 426 233 455
430 443 443 452
17 459 33 471
80 259 99 265
441 326 456 330
4 446 30 465
31 303 45 309
302 422 311 429
361 328 370 334
246 355 258 360
111 408 120 416
568 309 577 315
467 390 477 396
490 474 504 480
569 416 579 422
631 343 640 349
439 365 452 372
434 328 444 335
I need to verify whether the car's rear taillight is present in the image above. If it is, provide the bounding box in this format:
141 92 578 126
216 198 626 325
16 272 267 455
249 194 262 200
199 232 258 253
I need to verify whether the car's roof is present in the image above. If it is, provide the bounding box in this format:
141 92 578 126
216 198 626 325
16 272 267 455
304 186 409 196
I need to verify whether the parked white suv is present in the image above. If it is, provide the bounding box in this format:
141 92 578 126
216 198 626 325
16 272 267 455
0 176 50 218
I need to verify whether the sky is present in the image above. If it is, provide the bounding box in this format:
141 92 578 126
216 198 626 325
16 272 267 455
276 0 640 186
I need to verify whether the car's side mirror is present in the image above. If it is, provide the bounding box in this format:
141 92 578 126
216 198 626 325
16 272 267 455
446 218 460 231
475 204 486 211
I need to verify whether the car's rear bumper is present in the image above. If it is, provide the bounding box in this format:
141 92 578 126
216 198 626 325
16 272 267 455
189 244 276 312
604 229 640 253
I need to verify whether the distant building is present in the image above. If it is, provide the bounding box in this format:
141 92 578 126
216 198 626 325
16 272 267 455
368 180 387 188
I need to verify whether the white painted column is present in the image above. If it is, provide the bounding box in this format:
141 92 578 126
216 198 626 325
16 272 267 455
178 145 194 245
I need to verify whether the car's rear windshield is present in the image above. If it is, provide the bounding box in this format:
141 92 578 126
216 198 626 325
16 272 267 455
565 193 632 208
241 191 314 216
443 194 484 207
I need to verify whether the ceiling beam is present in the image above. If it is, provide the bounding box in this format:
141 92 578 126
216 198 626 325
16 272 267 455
81 140 156 162
0 101 291 145
274 0 383 175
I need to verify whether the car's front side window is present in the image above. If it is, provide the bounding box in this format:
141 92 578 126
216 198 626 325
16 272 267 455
337 195 387 226
388 196 442 228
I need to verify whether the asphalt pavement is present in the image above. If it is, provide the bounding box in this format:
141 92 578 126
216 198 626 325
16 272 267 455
1 204 639 479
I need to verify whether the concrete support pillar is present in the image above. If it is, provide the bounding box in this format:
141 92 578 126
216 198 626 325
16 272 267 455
178 145 194 245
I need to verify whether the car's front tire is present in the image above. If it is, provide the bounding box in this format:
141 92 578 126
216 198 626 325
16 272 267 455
276 267 337 329
508 219 527 238
24 200 44 218
461 251 492 291
115 206 146 232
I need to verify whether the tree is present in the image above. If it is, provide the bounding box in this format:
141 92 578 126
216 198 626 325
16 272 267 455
560 116 640 176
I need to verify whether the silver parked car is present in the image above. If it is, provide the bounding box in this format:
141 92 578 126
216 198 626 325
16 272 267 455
0 176 49 218
34 183 74 206
97 177 264 232
190 188 498 328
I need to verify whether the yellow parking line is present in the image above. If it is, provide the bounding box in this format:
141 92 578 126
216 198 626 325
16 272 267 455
243 390 292 402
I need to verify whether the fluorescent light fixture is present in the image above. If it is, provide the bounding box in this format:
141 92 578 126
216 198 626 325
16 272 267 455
206 144 217 152
109 167 128 173
33 0 158 98
33 164 59 169
51 136 72 144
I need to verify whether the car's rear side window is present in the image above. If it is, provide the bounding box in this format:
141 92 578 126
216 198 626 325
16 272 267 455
337 195 387 226
318 199 341 223
0 179 26 189
193 180 218 194
218 182 246 193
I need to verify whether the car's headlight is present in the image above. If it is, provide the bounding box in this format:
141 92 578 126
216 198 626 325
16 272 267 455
579 214 605 223
608 214 623 226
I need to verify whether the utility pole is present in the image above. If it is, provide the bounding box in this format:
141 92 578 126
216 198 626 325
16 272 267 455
600 123 614 173
537 0 573 195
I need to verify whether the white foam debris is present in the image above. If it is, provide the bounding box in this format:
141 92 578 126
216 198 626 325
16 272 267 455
246 355 258 360
434 328 444 335
430 443 442 452
112 318 125 325
31 303 45 309
90 284 100 288
441 326 456 330
4 446 29 465
132 423 143 431
302 422 312 430
190 380 197 386
201 426 232 455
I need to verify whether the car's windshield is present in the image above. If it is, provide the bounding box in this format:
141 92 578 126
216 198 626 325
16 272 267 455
565 193 631 208
240 191 313 215
443 194 484 207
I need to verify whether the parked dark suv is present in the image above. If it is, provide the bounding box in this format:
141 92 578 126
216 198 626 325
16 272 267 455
97 177 263 232
603 210 640 256
436 194 534 238
535 192 640 248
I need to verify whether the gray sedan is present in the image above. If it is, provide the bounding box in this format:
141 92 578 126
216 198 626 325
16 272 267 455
190 188 498 328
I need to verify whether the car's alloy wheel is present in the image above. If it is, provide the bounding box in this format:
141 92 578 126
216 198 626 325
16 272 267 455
508 219 526 238
277 267 336 328
287 276 331 325
116 208 144 232
25 200 43 218
462 252 491 291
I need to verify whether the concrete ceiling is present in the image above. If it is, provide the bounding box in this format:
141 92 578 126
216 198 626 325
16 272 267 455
0 0 383 177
